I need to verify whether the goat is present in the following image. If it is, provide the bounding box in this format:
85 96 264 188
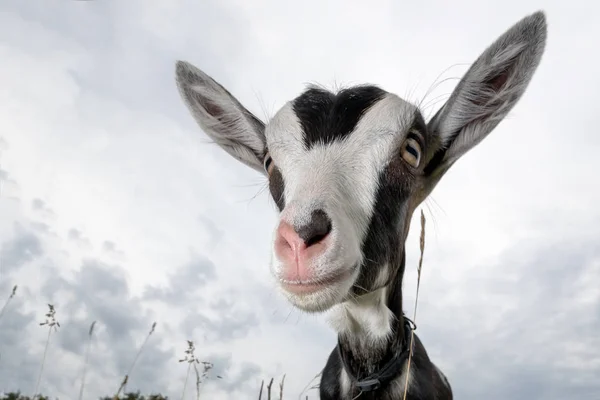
174 10 547 400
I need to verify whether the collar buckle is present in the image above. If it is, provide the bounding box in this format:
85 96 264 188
355 378 381 392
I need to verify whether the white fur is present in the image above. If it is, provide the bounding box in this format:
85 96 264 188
328 287 394 344
266 94 416 312
339 368 352 398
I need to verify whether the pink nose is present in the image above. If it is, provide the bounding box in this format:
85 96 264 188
274 209 332 283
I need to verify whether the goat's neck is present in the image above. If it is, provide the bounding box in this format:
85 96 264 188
328 257 406 377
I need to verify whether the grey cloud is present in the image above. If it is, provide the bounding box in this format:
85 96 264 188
142 255 217 306
38 259 174 396
4 0 261 122
1 178 20 200
31 198 56 220
142 256 259 343
0 136 8 183
182 307 259 343
69 260 143 340
0 224 43 275
3 0 113 50
232 362 262 392
198 215 224 248
0 230 256 398
204 353 262 394
0 136 7 151
29 222 57 237
67 228 85 241
123 339 174 395
57 317 94 356
0 297 38 394
31 198 44 210
102 240 125 259
67 228 92 249
31 198 50 212
142 256 260 344
416 235 600 400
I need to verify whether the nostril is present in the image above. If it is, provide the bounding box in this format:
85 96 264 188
279 235 293 250
296 209 332 247
276 221 298 253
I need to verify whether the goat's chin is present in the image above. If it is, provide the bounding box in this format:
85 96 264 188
277 268 359 313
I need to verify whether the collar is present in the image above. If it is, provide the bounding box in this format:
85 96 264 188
337 316 417 393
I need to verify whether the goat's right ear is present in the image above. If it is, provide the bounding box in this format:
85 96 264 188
175 61 267 174
419 11 547 202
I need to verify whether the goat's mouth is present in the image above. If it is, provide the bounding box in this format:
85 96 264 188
276 266 359 313
279 269 351 295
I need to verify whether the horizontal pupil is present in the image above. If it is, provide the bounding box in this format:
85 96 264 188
406 145 419 158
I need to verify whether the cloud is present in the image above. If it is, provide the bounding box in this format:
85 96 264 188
0 298 38 394
142 254 217 305
424 234 600 399
67 228 92 249
102 240 126 259
0 224 44 277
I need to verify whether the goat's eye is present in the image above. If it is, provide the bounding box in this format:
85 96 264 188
263 152 274 175
401 135 422 168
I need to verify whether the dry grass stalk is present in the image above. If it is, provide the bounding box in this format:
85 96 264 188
278 374 286 399
113 375 128 400
0 285 17 324
178 340 220 399
78 321 96 400
257 375 287 400
181 362 192 400
298 370 321 398
33 304 60 399
198 360 220 398
113 321 157 399
266 377 274 400
179 340 199 400
402 210 426 400
258 379 264 400
192 362 202 399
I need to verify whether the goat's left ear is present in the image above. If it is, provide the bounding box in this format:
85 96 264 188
175 61 267 174
420 11 547 200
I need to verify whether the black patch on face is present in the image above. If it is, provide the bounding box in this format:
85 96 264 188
269 167 285 211
354 162 412 296
412 109 428 136
422 106 452 177
292 86 387 149
353 112 424 296
423 147 447 176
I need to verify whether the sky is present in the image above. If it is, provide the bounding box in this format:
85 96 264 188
0 0 598 399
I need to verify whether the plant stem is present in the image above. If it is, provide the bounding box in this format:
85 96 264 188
33 328 52 399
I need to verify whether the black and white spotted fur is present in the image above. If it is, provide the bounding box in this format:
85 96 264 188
174 11 547 400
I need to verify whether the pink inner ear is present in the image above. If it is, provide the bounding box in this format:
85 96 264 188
470 68 512 109
199 97 224 119
487 69 510 92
